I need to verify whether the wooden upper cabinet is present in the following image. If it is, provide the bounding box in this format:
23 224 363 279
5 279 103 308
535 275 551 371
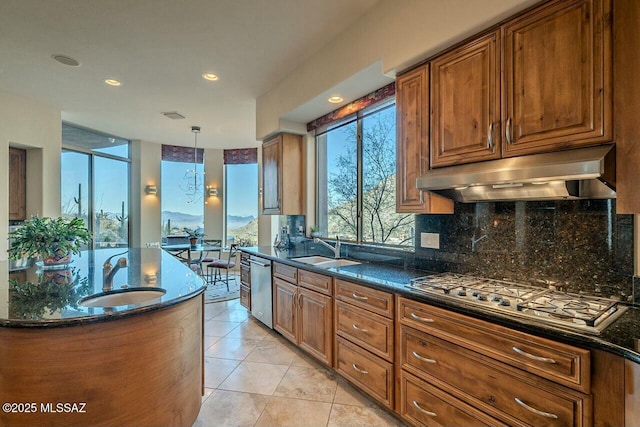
430 30 501 167
261 133 303 215
396 66 453 214
502 0 612 156
9 148 26 221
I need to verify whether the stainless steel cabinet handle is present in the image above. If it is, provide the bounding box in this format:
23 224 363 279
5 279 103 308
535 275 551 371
514 398 558 419
410 312 434 323
512 346 557 364
352 324 369 333
352 293 368 300
412 401 437 417
488 122 494 150
248 259 270 267
412 351 437 364
352 363 369 375
506 117 513 144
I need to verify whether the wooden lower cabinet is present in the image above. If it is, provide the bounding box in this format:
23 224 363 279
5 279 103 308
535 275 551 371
399 324 591 427
273 277 297 343
335 300 393 361
400 371 508 427
335 336 394 409
298 287 332 365
272 267 333 366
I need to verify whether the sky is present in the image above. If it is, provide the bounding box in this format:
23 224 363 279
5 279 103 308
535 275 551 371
62 152 258 222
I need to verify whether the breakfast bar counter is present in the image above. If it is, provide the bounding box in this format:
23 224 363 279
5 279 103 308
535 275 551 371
0 248 206 427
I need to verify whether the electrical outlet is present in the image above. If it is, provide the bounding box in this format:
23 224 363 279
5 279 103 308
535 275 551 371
421 232 440 249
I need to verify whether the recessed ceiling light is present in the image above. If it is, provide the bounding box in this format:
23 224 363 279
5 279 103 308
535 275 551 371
51 54 80 67
202 73 219 81
328 96 343 103
105 79 121 86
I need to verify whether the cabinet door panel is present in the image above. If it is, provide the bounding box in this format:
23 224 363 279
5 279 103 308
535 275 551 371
9 148 26 221
431 30 501 167
396 67 454 214
503 0 611 155
273 277 296 343
262 136 281 214
298 287 332 366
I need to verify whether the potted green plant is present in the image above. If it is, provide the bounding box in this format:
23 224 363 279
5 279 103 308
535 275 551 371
310 225 321 238
8 216 91 266
184 228 204 247
9 267 90 319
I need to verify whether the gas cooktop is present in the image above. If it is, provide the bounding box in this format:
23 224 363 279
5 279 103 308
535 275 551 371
406 273 625 335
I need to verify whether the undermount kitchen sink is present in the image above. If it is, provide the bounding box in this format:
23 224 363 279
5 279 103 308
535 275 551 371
292 256 335 264
291 256 360 269
78 288 167 308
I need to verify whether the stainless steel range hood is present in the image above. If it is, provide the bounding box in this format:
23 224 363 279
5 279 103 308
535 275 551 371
416 144 616 202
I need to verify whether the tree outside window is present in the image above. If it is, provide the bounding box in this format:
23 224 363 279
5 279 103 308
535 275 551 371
317 102 414 246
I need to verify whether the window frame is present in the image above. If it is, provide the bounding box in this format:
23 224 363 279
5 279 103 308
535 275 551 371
315 98 411 247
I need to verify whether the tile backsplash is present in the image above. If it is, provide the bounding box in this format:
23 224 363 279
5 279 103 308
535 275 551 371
414 200 634 302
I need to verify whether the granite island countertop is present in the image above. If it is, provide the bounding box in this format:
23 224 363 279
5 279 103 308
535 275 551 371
1 247 206 328
242 246 640 364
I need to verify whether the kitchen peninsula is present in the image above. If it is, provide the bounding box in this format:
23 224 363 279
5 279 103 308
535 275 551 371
0 248 206 427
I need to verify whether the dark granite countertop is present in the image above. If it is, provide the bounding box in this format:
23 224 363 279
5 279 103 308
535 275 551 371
242 246 640 364
1 248 206 328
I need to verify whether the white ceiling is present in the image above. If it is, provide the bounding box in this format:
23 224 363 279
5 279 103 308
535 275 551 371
0 0 381 149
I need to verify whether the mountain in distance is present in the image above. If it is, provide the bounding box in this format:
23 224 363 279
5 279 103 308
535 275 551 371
228 214 256 229
162 211 204 224
161 211 255 230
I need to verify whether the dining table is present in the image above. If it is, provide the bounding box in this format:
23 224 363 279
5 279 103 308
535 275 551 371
161 243 223 276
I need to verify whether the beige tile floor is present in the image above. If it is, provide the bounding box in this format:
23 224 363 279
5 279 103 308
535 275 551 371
193 298 407 427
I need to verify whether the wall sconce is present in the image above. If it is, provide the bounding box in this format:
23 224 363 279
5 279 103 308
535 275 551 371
206 186 219 197
145 185 158 195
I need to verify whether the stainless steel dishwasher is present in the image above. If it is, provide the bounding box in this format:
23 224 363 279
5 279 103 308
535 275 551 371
249 255 273 328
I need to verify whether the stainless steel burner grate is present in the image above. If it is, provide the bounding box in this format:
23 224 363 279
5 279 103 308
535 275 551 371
407 273 624 334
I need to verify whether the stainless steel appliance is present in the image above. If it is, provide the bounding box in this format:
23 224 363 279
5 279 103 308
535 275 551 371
416 144 616 202
407 272 625 335
249 255 273 328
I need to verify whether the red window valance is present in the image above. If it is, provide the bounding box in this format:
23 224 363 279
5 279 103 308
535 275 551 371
224 148 258 164
306 82 396 132
162 144 204 164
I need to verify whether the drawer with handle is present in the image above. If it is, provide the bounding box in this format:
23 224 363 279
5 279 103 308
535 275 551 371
335 279 393 318
298 269 332 295
335 336 393 408
397 297 590 392
335 300 393 361
400 371 509 427
273 262 297 283
400 325 591 427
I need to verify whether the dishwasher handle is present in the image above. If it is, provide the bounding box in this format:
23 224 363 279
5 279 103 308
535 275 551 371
249 259 271 268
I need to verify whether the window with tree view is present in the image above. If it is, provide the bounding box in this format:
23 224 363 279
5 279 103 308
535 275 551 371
317 101 413 246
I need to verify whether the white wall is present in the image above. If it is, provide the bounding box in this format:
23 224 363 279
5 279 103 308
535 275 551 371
1 90 61 260
204 148 224 241
130 140 162 247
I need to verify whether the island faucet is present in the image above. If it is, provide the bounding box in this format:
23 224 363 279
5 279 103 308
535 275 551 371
103 251 129 292
313 236 341 259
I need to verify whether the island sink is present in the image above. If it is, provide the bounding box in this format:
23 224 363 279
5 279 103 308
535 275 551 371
78 287 167 308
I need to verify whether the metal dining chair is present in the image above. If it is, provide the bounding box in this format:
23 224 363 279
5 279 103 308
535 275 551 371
198 239 222 281
206 244 238 290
